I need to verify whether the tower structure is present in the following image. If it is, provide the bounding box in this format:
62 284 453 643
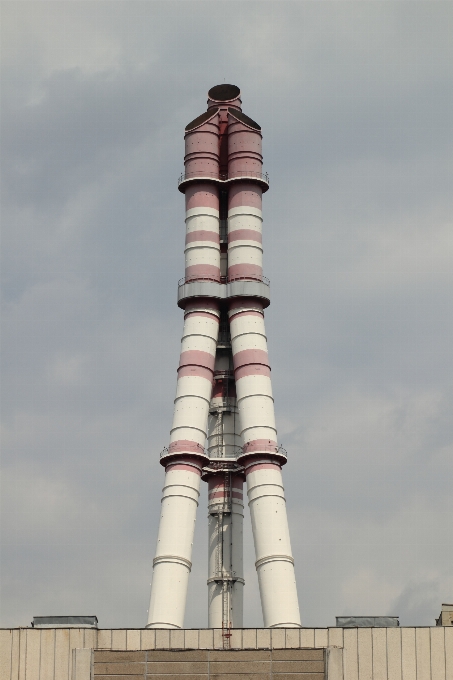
147 85 301 631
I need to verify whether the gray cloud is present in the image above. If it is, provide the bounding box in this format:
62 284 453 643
1 1 452 629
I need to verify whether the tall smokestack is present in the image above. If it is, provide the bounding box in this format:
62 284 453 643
147 85 301 630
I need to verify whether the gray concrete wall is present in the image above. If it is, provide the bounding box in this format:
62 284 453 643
92 649 325 680
1 627 452 680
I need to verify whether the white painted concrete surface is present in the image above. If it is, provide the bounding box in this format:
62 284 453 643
147 465 202 628
245 462 300 628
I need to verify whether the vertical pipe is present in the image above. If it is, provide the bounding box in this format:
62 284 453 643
227 184 263 282
227 110 264 282
228 299 301 628
227 106 301 627
148 459 202 628
207 327 241 459
227 110 263 177
228 300 276 460
170 300 220 452
245 459 301 628
184 184 220 282
148 104 222 629
207 471 244 629
184 110 220 179
206 313 244 629
147 300 219 628
184 110 221 282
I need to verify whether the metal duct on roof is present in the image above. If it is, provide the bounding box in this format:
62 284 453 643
336 616 399 627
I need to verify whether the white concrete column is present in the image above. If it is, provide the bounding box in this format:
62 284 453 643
229 300 301 628
147 300 219 628
148 461 202 628
228 300 277 449
245 459 301 628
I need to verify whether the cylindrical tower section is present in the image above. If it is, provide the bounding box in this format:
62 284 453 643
207 344 241 459
205 305 244 629
244 458 301 628
229 299 276 449
207 84 242 111
207 471 244 629
170 300 220 453
148 458 203 628
183 111 221 282
227 184 263 282
228 299 301 628
227 112 263 282
207 380 241 459
227 110 262 177
147 299 219 628
184 110 220 179
185 184 220 282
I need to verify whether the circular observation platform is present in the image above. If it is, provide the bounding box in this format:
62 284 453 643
159 444 209 467
177 276 270 309
237 444 288 467
178 170 269 194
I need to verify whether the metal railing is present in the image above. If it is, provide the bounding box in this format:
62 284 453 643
208 444 288 459
213 370 234 379
241 444 288 459
178 170 269 186
160 443 288 460
276 445 288 458
178 275 220 286
228 274 270 285
178 274 270 287
209 397 238 414
160 444 208 459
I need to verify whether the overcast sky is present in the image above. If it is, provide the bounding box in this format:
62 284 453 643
1 1 452 630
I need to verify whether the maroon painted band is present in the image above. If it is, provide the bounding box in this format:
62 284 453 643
233 348 270 370
234 364 271 379
179 350 216 371
177 365 214 380
185 230 220 245
228 229 262 244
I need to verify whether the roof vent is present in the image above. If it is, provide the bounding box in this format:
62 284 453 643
336 616 399 628
32 616 98 628
436 604 453 626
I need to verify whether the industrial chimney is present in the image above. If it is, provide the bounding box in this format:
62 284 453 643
146 85 301 631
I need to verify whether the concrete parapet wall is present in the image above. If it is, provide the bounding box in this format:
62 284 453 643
1 627 452 679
